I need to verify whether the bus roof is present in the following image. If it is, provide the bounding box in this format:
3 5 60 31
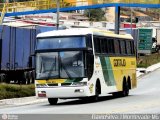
37 28 133 40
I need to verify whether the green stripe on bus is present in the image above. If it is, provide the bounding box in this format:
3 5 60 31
100 57 115 86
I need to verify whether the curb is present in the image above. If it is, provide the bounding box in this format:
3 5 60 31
137 62 160 79
0 96 47 107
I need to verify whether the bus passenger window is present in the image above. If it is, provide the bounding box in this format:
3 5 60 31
120 40 127 55
131 41 135 55
87 53 94 79
114 39 121 54
86 35 92 48
101 38 108 54
94 37 101 53
126 41 131 55
108 39 115 54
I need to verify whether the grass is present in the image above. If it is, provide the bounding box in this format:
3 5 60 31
137 53 160 68
0 84 35 100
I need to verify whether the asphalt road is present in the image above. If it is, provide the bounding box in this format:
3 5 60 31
1 69 160 114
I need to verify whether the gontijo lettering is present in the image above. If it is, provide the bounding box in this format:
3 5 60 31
114 59 126 67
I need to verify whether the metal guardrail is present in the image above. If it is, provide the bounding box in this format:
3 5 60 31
0 3 6 24
0 0 70 24
0 0 159 25
0 0 74 13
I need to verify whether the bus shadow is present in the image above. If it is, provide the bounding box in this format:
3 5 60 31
54 95 130 106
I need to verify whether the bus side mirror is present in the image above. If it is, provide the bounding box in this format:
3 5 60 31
135 17 138 23
87 48 93 54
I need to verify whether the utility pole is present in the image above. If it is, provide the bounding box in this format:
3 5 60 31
130 7 133 34
56 0 60 30
115 6 120 34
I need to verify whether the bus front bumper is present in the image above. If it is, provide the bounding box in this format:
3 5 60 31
36 86 93 98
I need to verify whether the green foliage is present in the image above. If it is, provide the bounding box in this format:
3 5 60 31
137 53 160 68
84 8 106 21
148 8 160 14
120 10 131 16
0 84 35 100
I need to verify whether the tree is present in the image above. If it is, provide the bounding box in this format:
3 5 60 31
84 9 106 21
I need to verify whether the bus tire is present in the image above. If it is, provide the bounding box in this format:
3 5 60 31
120 80 129 97
128 77 131 89
0 75 3 83
22 78 27 84
112 92 119 98
48 98 58 105
31 71 35 84
5 75 10 84
92 80 101 101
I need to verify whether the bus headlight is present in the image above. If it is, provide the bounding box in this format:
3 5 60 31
72 82 87 86
74 89 84 93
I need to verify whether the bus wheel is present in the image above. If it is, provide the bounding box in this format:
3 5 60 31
31 71 35 84
5 75 10 84
48 98 58 105
120 81 129 97
92 81 101 101
25 72 30 84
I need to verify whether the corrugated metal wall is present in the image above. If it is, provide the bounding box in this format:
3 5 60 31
0 25 63 72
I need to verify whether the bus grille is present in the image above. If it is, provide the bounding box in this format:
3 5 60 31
47 84 58 86
61 83 71 86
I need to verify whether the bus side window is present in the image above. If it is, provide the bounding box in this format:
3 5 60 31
114 39 121 55
108 38 115 54
120 40 127 55
126 41 131 55
118 40 121 54
101 38 108 54
94 37 101 53
101 38 106 54
86 34 92 48
131 41 135 55
87 52 94 79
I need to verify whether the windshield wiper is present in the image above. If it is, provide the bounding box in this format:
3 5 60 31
46 56 57 80
59 55 72 79
46 54 72 80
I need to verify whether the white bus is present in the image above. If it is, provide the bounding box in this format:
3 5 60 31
35 28 137 105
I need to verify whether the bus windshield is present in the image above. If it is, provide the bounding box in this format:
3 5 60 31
36 51 85 79
36 36 86 50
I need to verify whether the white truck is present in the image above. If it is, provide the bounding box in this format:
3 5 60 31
156 29 160 52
